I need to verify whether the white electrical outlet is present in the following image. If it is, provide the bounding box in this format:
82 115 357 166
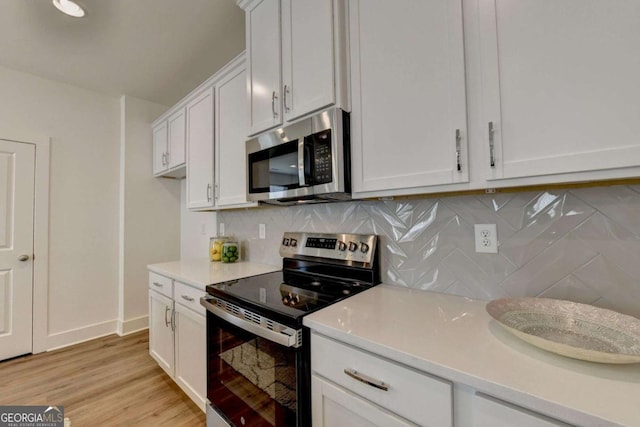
219 223 225 236
259 224 266 239
474 224 498 253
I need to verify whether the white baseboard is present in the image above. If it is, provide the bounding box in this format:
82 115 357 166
46 319 118 351
117 315 149 336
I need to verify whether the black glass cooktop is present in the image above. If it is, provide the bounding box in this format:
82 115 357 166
206 270 371 328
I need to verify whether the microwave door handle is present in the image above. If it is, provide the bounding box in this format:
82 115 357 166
297 139 306 186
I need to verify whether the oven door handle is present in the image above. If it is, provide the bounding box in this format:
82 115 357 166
200 296 300 348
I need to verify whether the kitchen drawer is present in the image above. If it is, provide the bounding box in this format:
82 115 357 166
174 281 205 316
472 393 572 427
311 333 453 427
149 272 173 298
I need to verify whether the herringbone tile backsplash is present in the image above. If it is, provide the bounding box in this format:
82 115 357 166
218 185 640 318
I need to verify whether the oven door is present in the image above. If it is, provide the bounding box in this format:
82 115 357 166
201 296 310 427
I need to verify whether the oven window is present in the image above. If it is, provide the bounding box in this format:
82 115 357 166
208 314 298 426
249 140 300 193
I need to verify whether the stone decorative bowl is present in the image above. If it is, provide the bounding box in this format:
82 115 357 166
486 297 640 364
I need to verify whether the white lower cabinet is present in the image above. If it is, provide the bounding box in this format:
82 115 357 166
149 289 174 376
311 333 452 427
471 393 571 427
148 272 206 412
312 374 415 427
311 331 574 427
174 300 206 410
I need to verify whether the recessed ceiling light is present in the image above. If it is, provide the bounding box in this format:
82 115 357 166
52 0 85 18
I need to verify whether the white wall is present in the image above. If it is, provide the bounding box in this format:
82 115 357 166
119 96 180 334
180 180 217 259
0 65 121 348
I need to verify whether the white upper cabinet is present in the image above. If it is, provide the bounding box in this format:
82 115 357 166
167 108 186 169
478 0 640 181
156 52 253 211
186 87 215 210
152 108 186 178
242 0 348 136
245 0 282 135
350 0 468 195
281 0 336 122
215 58 257 208
152 121 168 175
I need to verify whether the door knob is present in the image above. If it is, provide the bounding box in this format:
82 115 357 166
18 254 30 262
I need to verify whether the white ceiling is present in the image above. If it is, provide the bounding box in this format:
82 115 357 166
0 0 246 106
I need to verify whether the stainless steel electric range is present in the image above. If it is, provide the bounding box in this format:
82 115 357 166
200 232 380 427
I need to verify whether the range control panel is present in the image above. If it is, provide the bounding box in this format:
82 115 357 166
279 232 377 264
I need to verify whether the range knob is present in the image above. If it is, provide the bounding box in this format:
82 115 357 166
360 242 370 253
338 241 347 251
348 242 358 252
290 238 297 247
282 238 290 246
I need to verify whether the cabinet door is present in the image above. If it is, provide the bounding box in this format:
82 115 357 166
479 0 640 180
246 0 282 135
312 375 415 427
350 0 468 195
152 121 168 175
472 393 571 427
281 0 335 122
215 64 255 208
174 303 206 412
167 108 186 169
186 86 215 209
149 290 174 377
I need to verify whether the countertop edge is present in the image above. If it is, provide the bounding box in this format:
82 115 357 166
147 259 281 291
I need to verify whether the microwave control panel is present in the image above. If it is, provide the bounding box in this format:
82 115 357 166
311 129 332 184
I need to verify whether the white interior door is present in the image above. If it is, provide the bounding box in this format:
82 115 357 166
0 139 35 361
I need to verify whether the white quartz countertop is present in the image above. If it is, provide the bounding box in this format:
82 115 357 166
303 284 640 427
147 258 281 290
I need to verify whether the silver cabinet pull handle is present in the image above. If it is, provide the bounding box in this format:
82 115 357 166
207 183 212 202
152 282 163 287
181 295 195 302
164 306 171 327
455 129 462 172
171 308 176 332
488 122 496 168
161 152 166 166
283 85 290 112
165 152 170 166
272 91 278 118
18 254 30 262
344 368 389 391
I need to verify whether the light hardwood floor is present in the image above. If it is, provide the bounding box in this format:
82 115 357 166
0 330 205 426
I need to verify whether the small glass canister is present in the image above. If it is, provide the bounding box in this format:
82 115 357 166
209 236 228 262
221 240 240 263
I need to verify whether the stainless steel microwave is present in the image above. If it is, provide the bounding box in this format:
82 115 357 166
246 108 351 205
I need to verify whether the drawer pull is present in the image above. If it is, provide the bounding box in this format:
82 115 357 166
344 368 389 392
181 295 195 302
152 282 163 287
